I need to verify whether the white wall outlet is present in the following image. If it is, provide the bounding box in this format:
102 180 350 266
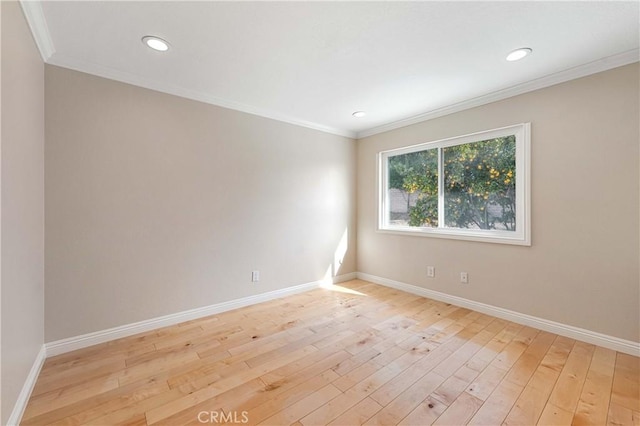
427 266 435 278
460 272 468 283
251 270 260 282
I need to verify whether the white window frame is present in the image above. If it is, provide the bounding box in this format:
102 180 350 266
378 123 531 246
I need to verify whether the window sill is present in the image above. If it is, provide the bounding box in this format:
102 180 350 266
376 226 531 246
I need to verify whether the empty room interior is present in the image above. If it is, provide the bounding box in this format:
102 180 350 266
2 1 639 425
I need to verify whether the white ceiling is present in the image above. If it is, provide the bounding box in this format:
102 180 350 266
23 1 640 138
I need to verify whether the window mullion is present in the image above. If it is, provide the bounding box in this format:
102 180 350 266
381 153 389 228
378 123 530 245
437 147 444 229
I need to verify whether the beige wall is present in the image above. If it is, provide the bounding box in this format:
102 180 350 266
357 63 640 342
45 65 357 341
1 1 45 423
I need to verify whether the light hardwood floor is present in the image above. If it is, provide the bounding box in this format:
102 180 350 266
23 280 639 425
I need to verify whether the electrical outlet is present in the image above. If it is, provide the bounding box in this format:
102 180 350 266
460 272 468 283
251 270 260 282
427 266 435 278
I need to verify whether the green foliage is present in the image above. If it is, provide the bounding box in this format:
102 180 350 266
410 196 438 227
388 149 438 226
388 136 516 231
443 136 516 230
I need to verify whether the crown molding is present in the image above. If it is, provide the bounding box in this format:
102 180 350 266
19 0 55 61
46 54 357 139
357 49 640 139
18 0 355 138
18 0 638 141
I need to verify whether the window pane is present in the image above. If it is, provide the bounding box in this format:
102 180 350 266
387 149 438 227
443 136 516 231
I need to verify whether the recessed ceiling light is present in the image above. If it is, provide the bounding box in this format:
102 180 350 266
352 111 366 118
506 48 532 62
142 36 170 52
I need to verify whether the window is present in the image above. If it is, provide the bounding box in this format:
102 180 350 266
378 123 530 245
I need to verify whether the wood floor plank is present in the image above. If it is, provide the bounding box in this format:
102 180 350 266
398 396 447 425
612 352 640 412
152 378 265 426
373 314 491 411
118 347 201 386
327 397 382 426
173 360 251 394
85 387 186 426
38 344 156 381
299 362 403 425
467 376 523 425
538 402 575 425
258 384 341 425
465 330 556 425
465 322 523 373
466 364 509 401
256 347 350 395
503 335 574 426
503 384 551 426
31 358 127 397
503 330 556 387
240 370 340 425
334 360 385 393
23 373 120 419
364 371 446 425
544 341 595 414
22 280 639 426
22 376 170 426
238 350 347 408
145 345 319 424
331 347 381 376
432 391 483 425
573 346 617 425
607 402 639 426
369 345 452 407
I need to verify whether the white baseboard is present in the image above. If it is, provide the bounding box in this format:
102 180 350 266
331 271 358 284
7 344 47 426
357 272 640 357
10 269 638 426
45 273 355 357
40 269 640 358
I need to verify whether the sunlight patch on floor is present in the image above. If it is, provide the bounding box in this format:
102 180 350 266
319 282 367 296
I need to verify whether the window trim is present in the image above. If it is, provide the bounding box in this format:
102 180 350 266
377 123 531 246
